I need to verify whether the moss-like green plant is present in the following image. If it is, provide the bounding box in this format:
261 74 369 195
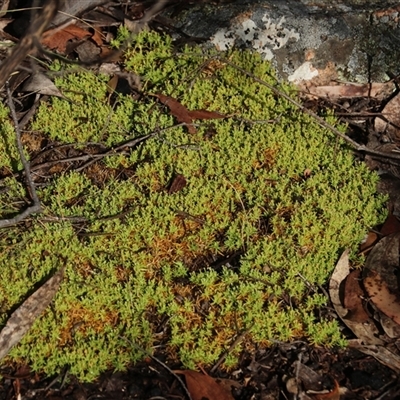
0 30 386 380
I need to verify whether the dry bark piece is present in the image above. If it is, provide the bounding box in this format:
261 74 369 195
348 340 400 373
379 312 400 339
0 267 65 360
51 0 109 27
293 361 324 391
75 40 101 63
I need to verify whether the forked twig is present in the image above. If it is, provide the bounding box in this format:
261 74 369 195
0 83 41 228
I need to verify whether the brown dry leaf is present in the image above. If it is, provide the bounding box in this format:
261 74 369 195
307 82 394 100
363 232 400 325
188 109 225 120
175 370 234 400
329 250 383 345
311 380 340 400
359 231 379 254
215 378 242 393
42 25 103 53
0 0 9 18
0 18 13 33
0 267 64 360
380 212 400 237
155 94 226 134
168 174 187 194
106 75 119 95
155 93 195 133
364 271 400 325
374 92 400 139
342 270 370 323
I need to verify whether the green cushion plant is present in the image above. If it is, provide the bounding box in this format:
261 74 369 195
0 30 385 381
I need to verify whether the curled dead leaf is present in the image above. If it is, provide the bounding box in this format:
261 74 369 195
363 269 400 325
374 92 400 140
311 379 340 400
342 270 370 323
363 232 400 326
329 250 383 345
22 72 63 97
42 25 103 53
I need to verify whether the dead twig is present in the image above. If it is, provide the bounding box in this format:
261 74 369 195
119 336 193 400
210 330 248 374
220 58 400 162
0 82 42 228
0 0 59 89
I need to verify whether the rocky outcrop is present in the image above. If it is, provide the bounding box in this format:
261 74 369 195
170 0 400 85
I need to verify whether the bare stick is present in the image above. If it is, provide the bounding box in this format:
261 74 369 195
220 58 400 162
119 336 193 400
210 331 247 374
129 0 171 33
0 0 59 89
0 83 41 228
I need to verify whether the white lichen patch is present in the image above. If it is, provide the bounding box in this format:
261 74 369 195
288 61 319 83
211 14 300 60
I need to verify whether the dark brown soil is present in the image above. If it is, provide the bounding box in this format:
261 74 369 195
0 343 399 399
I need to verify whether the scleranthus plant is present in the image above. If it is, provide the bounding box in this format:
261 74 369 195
0 30 386 380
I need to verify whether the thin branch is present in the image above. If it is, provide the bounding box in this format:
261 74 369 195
0 0 59 89
0 83 42 228
210 331 248 374
25 123 187 176
0 124 189 184
119 336 193 400
220 58 400 162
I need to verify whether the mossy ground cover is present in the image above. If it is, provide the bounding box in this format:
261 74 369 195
0 30 386 380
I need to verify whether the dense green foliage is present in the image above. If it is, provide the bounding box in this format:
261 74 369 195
0 30 385 380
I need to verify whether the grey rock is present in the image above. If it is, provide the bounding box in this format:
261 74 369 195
169 0 400 84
